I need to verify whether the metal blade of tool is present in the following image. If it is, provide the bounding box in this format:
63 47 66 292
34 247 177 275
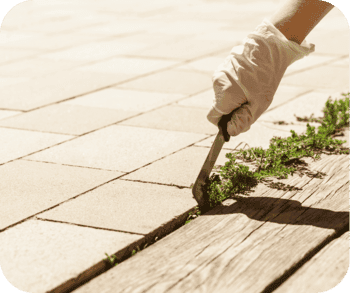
192 111 233 209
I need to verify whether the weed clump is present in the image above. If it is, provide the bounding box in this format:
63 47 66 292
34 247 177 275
204 93 349 208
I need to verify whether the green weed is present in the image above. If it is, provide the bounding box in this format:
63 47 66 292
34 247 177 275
204 93 349 208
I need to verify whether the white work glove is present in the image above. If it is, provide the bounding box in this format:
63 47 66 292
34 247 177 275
208 18 315 136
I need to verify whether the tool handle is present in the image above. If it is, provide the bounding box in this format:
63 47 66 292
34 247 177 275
218 112 233 142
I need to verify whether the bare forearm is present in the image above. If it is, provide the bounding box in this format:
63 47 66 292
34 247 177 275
269 0 334 44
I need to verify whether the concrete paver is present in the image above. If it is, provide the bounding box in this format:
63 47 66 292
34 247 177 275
307 30 349 56
284 54 340 76
77 56 177 75
0 160 121 230
0 70 132 111
131 38 232 60
0 127 72 164
41 39 152 62
265 84 312 112
281 65 349 92
175 55 226 75
0 57 84 78
120 105 218 134
64 88 185 112
118 69 212 95
123 146 233 187
329 56 349 67
0 220 142 293
260 91 338 123
175 89 214 109
75 19 158 36
0 47 41 65
0 104 138 135
1 33 106 52
38 180 197 234
0 110 20 120
26 125 206 172
0 76 30 88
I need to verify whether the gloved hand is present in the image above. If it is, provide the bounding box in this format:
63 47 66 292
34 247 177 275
207 18 315 136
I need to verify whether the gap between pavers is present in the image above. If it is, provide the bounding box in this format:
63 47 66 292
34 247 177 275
0 219 143 293
0 159 122 231
0 127 73 165
123 145 233 188
37 180 197 235
0 104 139 135
25 125 207 172
260 90 345 124
119 105 218 135
63 87 186 112
0 70 134 111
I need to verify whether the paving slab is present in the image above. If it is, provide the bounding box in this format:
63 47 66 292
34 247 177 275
123 146 233 187
77 56 177 75
307 26 349 57
0 219 142 293
175 55 226 75
0 76 30 88
0 47 41 65
147 19 225 35
109 32 189 48
260 91 338 124
284 54 340 76
120 105 218 134
64 88 185 112
265 84 312 112
175 89 214 109
118 69 212 95
281 65 349 93
329 56 349 68
274 232 349 293
0 159 122 230
40 38 151 62
38 180 197 234
193 30 251 43
26 125 207 172
20 17 105 34
1 33 106 52
131 38 232 60
195 121 308 150
0 104 137 135
0 57 84 78
0 69 132 111
0 127 72 165
0 110 21 120
75 19 157 36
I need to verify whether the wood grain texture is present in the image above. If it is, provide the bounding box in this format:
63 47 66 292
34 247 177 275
274 232 349 293
73 154 349 293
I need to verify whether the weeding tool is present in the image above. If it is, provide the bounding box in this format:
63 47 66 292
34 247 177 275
192 112 233 209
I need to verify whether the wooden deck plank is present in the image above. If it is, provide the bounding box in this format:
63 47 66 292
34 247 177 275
73 154 349 293
274 232 349 293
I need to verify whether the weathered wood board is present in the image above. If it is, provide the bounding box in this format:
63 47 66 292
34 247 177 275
73 154 349 293
274 231 349 293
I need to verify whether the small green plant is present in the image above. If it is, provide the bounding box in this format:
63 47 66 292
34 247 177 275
185 207 201 224
105 253 118 266
131 245 141 256
204 93 349 208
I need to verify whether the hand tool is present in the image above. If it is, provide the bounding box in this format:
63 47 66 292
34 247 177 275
192 112 233 209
